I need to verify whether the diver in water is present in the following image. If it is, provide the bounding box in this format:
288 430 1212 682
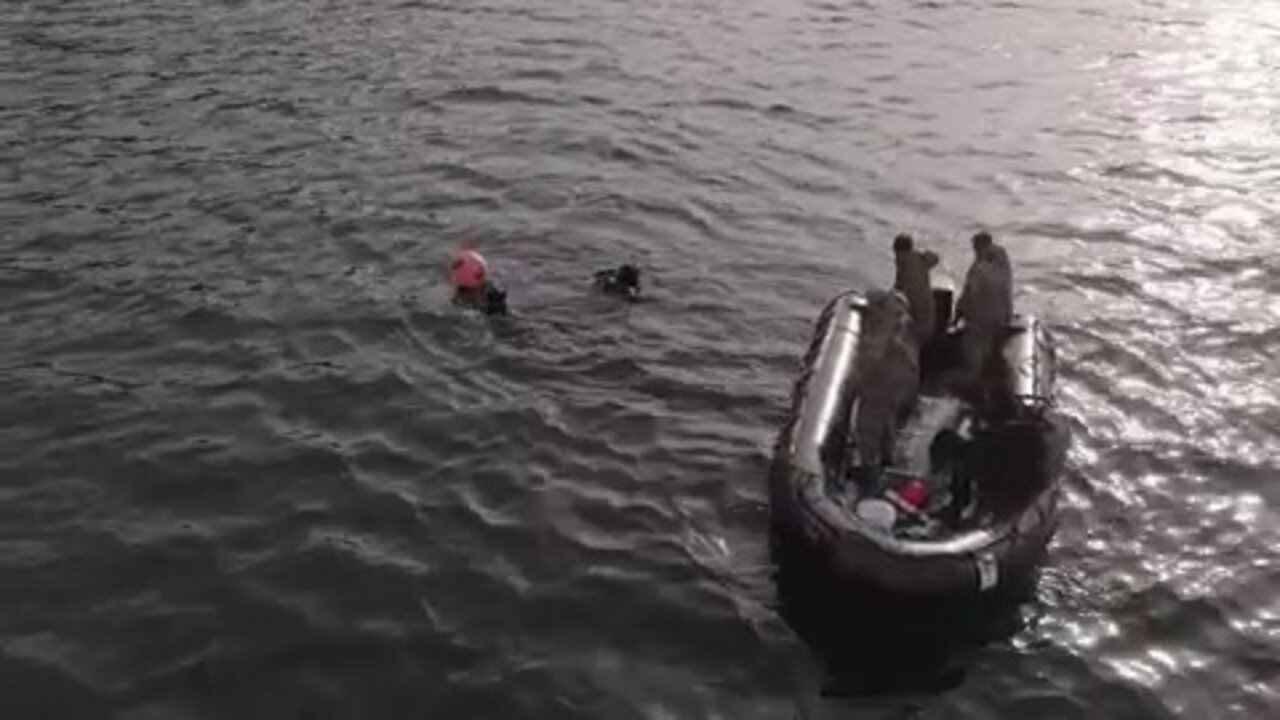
593 263 641 302
450 247 508 316
472 281 508 316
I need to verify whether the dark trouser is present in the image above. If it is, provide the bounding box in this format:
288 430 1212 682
957 325 998 389
855 399 894 470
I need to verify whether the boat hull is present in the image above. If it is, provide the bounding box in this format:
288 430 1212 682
769 290 1069 599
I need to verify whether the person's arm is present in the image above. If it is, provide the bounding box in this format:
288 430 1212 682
921 250 939 269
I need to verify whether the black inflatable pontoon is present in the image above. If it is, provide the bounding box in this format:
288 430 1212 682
768 285 1070 598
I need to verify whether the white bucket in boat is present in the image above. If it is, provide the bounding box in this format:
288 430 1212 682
855 499 897 532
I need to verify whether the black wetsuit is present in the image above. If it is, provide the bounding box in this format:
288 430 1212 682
593 265 640 301
454 281 507 316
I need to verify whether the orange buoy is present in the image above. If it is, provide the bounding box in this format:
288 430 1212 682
449 248 488 292
897 478 931 510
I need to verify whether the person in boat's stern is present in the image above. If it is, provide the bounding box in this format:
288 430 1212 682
954 231 1013 391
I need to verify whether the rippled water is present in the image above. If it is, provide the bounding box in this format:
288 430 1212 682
2 0 1277 717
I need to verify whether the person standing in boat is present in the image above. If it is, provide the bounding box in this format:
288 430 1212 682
892 233 940 348
954 231 1013 391
853 289 920 482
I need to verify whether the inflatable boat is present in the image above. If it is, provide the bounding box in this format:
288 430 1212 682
768 283 1070 599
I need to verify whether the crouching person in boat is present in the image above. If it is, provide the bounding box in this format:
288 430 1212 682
852 289 920 489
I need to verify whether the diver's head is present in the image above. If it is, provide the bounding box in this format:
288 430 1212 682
615 264 640 289
482 282 508 316
893 233 914 254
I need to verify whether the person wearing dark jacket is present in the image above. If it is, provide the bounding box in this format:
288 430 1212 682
954 231 1013 390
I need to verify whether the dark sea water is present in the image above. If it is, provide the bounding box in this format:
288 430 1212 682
2 0 1277 717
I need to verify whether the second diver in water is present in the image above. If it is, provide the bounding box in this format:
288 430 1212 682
593 263 642 302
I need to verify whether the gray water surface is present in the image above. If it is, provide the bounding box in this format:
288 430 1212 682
2 0 1277 718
